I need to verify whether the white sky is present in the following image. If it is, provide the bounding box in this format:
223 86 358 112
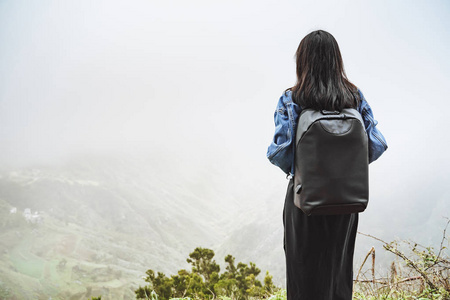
0 0 449 240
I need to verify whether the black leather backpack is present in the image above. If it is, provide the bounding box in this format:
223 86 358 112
293 109 369 216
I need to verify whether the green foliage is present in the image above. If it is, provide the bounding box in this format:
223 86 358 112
353 287 450 300
136 223 450 300
266 289 286 300
0 280 11 299
135 247 279 300
186 247 220 283
355 221 450 300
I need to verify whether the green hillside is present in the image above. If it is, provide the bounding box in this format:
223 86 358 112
0 155 249 299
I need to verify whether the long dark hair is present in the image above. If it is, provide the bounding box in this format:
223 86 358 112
288 30 360 111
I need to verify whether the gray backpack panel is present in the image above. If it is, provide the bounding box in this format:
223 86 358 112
293 109 369 216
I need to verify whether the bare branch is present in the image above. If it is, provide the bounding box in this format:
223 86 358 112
356 247 375 282
358 231 438 290
437 218 450 262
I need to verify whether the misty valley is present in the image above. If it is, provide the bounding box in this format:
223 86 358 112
0 154 448 299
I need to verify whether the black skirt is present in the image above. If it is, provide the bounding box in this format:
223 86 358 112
283 178 358 300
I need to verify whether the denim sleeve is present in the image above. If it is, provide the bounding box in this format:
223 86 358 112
266 95 293 175
357 91 388 163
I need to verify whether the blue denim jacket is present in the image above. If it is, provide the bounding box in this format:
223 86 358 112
267 89 388 176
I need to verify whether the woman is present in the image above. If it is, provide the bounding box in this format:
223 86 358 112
267 30 388 300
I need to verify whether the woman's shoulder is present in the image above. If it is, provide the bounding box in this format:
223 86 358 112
357 87 366 100
280 89 293 103
284 89 302 119
355 87 370 113
274 89 294 113
279 89 300 111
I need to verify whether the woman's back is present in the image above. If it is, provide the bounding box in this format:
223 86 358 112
267 30 387 300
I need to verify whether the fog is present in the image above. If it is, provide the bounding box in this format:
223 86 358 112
2 1 450 173
0 0 449 297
